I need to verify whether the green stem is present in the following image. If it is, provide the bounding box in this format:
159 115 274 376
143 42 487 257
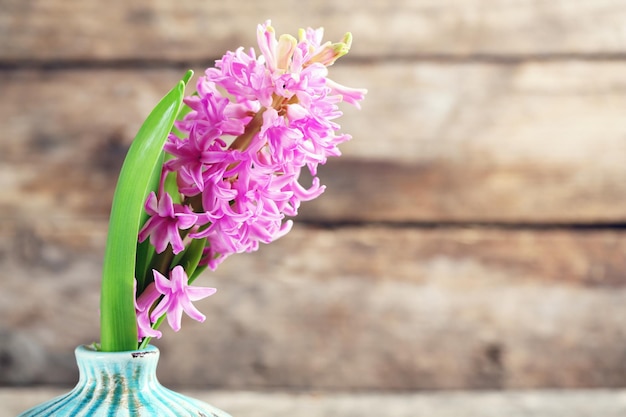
138 315 166 350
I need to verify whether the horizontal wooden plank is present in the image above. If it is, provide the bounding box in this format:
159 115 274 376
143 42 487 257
1 0 626 61
8 389 626 417
2 225 626 389
2 61 626 223
6 389 626 417
300 158 626 223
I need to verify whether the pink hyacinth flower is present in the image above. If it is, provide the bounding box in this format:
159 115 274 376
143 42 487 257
143 21 366 270
138 192 198 254
149 266 217 332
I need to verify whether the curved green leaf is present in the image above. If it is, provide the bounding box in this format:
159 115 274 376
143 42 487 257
100 70 193 352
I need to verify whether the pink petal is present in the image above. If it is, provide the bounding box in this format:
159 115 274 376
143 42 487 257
157 192 176 218
153 269 172 293
186 286 217 301
167 303 184 332
144 192 159 215
180 297 207 323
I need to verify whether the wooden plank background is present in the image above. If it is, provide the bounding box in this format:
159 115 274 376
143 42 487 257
1 0 626 390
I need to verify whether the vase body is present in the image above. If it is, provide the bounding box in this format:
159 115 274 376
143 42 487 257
18 345 231 417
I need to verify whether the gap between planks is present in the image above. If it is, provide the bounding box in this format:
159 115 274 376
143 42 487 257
3 52 626 72
297 219 626 232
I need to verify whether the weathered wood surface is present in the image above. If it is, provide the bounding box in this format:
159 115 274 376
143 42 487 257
2 0 626 61
1 0 626 391
2 62 626 224
2 225 626 389
4 388 626 417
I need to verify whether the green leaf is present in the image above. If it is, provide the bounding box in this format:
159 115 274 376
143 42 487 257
135 238 155 294
175 237 207 278
137 99 192 289
134 150 164 293
188 264 208 285
100 70 193 352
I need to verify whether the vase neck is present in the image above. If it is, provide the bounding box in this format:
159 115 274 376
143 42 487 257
75 345 160 389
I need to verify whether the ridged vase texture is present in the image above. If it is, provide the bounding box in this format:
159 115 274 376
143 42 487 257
18 345 232 417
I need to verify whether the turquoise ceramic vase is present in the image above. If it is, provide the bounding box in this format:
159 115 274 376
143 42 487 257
18 344 231 416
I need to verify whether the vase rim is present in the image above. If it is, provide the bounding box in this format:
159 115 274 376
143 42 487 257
75 344 159 358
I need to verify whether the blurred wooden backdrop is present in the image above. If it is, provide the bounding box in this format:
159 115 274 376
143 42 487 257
1 0 626 391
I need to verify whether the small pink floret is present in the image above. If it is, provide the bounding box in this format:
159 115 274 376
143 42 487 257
150 266 217 332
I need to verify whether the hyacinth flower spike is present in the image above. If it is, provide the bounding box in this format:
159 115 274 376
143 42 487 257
100 21 365 351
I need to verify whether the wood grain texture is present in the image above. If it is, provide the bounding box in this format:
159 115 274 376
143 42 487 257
5 389 626 417
2 225 626 389
2 62 626 224
1 0 626 391
1 0 626 62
